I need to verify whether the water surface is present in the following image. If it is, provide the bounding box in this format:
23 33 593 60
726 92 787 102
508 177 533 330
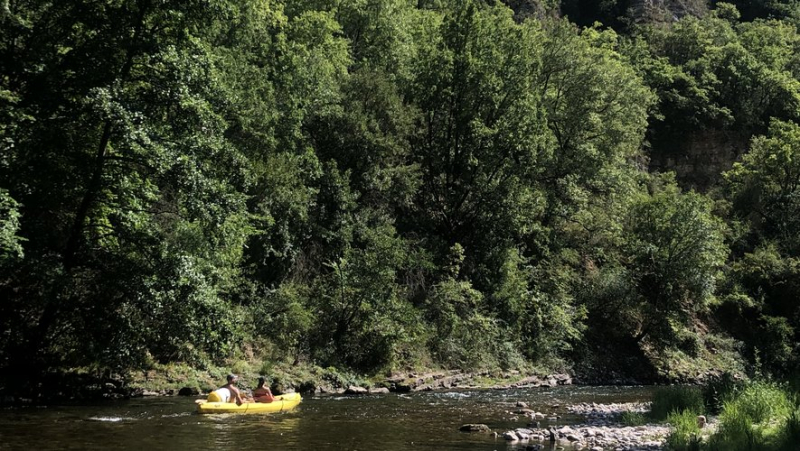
0 385 654 450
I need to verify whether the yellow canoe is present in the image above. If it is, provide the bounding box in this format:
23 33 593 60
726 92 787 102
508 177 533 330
197 392 302 414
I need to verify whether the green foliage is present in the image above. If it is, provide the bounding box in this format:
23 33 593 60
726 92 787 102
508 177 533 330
703 372 746 414
5 0 800 392
0 188 23 262
618 176 728 348
705 382 791 450
666 409 703 451
651 386 705 420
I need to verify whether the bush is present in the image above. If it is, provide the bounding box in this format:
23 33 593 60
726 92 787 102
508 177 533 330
703 372 744 414
651 386 705 420
776 408 800 451
706 382 792 451
706 400 766 451
666 410 703 451
733 382 792 424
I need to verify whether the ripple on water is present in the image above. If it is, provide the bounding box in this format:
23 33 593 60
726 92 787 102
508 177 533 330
161 412 192 418
86 416 136 422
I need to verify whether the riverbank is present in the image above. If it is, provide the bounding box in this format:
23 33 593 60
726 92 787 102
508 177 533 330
0 354 741 406
0 365 578 405
495 402 716 451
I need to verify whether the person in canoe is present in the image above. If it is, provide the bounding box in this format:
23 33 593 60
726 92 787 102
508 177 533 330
253 376 275 403
207 374 246 405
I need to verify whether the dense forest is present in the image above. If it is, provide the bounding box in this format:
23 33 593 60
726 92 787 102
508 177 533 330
3 0 800 395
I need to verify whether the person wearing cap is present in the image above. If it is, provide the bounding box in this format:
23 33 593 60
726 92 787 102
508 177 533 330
253 376 275 403
208 374 245 405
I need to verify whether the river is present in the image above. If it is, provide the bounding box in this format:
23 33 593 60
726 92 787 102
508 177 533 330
0 385 655 450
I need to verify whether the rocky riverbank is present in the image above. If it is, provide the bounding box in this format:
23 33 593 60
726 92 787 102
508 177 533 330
485 402 714 450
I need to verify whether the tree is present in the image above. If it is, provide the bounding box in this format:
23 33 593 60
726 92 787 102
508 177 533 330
622 176 727 347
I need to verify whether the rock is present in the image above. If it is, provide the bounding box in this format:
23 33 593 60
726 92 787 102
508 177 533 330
129 388 144 398
178 387 197 396
368 387 390 394
503 431 520 441
344 386 368 395
533 412 545 419
566 434 580 442
516 401 529 408
459 424 491 433
557 426 574 436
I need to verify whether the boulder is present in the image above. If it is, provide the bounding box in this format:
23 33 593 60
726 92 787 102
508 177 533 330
503 431 520 441
345 386 368 395
368 387 390 394
459 424 491 433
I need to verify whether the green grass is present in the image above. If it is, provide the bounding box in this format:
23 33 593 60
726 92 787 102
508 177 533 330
651 386 705 420
702 372 744 414
666 409 703 451
705 382 793 451
620 410 648 426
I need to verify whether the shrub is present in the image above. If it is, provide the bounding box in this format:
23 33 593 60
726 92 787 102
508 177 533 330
703 372 744 414
651 386 705 420
706 382 792 451
775 407 800 451
706 400 766 451
733 382 792 424
666 409 703 451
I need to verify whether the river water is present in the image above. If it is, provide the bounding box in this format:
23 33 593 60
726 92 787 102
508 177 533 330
0 386 655 451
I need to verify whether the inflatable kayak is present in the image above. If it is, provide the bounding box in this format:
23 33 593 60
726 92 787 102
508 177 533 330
196 392 302 414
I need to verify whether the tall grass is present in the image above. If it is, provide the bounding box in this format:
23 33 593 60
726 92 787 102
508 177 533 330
666 409 703 451
620 410 647 426
705 382 792 451
702 372 744 414
775 407 800 451
651 386 705 420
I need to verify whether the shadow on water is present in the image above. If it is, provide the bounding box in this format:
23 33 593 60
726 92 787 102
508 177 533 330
0 386 655 450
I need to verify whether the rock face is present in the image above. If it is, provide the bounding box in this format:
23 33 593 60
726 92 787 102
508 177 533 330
649 130 748 192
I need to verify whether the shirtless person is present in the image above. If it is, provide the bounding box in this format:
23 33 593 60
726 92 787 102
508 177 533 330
211 374 245 405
